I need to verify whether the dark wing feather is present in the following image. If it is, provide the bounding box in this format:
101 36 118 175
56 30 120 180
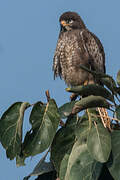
53 37 63 79
81 29 105 73
90 31 106 73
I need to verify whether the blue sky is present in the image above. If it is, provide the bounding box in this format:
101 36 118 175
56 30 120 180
0 0 120 179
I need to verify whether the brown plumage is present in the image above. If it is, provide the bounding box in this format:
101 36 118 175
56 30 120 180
53 11 105 86
53 11 111 129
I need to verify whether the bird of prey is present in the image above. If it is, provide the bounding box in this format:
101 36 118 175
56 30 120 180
53 11 105 86
53 11 110 128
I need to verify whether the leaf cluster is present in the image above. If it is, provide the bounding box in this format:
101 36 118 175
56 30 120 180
0 69 120 180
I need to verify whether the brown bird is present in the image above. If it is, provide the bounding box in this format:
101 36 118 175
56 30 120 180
53 11 105 86
53 11 110 129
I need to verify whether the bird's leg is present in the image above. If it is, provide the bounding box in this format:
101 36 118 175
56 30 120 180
70 80 89 101
84 80 89 86
84 77 95 85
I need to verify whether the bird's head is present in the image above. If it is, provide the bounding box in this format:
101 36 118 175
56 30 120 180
59 11 86 32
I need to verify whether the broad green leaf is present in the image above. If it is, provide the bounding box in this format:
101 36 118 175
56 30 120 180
59 114 77 180
65 141 103 180
115 105 120 120
30 161 54 176
72 95 110 115
58 101 76 119
59 149 71 180
108 130 120 180
0 102 30 160
23 99 60 157
75 113 89 143
30 101 46 129
59 113 88 180
23 171 56 180
87 122 111 163
51 115 77 172
117 70 120 86
24 153 54 179
66 84 114 102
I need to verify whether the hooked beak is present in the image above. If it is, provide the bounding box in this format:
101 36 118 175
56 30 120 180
60 20 69 27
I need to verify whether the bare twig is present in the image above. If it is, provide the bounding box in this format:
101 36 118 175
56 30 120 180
45 90 50 102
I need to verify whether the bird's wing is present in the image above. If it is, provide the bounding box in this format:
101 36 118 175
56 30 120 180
53 37 63 79
80 29 105 73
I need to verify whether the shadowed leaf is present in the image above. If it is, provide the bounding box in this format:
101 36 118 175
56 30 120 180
101 76 117 93
75 113 89 143
108 130 120 180
0 102 30 160
24 152 54 179
58 101 76 119
23 99 60 157
87 121 111 163
114 87 120 95
51 115 77 172
72 95 110 115
34 171 57 180
59 149 71 180
24 171 56 180
66 84 114 102
115 106 120 120
65 141 103 180
117 70 120 86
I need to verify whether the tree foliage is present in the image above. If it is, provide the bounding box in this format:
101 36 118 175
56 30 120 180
1 68 120 180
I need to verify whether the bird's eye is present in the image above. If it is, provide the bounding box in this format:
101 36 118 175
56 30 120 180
66 20 69 23
69 19 74 24
66 19 74 24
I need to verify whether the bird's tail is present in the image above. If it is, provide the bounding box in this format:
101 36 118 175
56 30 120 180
98 107 111 131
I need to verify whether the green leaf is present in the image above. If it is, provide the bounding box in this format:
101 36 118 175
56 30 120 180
66 84 114 102
23 171 56 180
58 101 76 119
59 114 78 180
72 95 110 115
24 153 54 179
101 76 117 93
29 171 57 180
117 70 120 86
23 99 60 157
75 113 89 143
87 122 111 163
51 115 77 172
108 130 120 180
65 141 103 180
30 161 54 176
0 102 30 160
59 149 71 180
79 65 107 78
115 105 120 120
